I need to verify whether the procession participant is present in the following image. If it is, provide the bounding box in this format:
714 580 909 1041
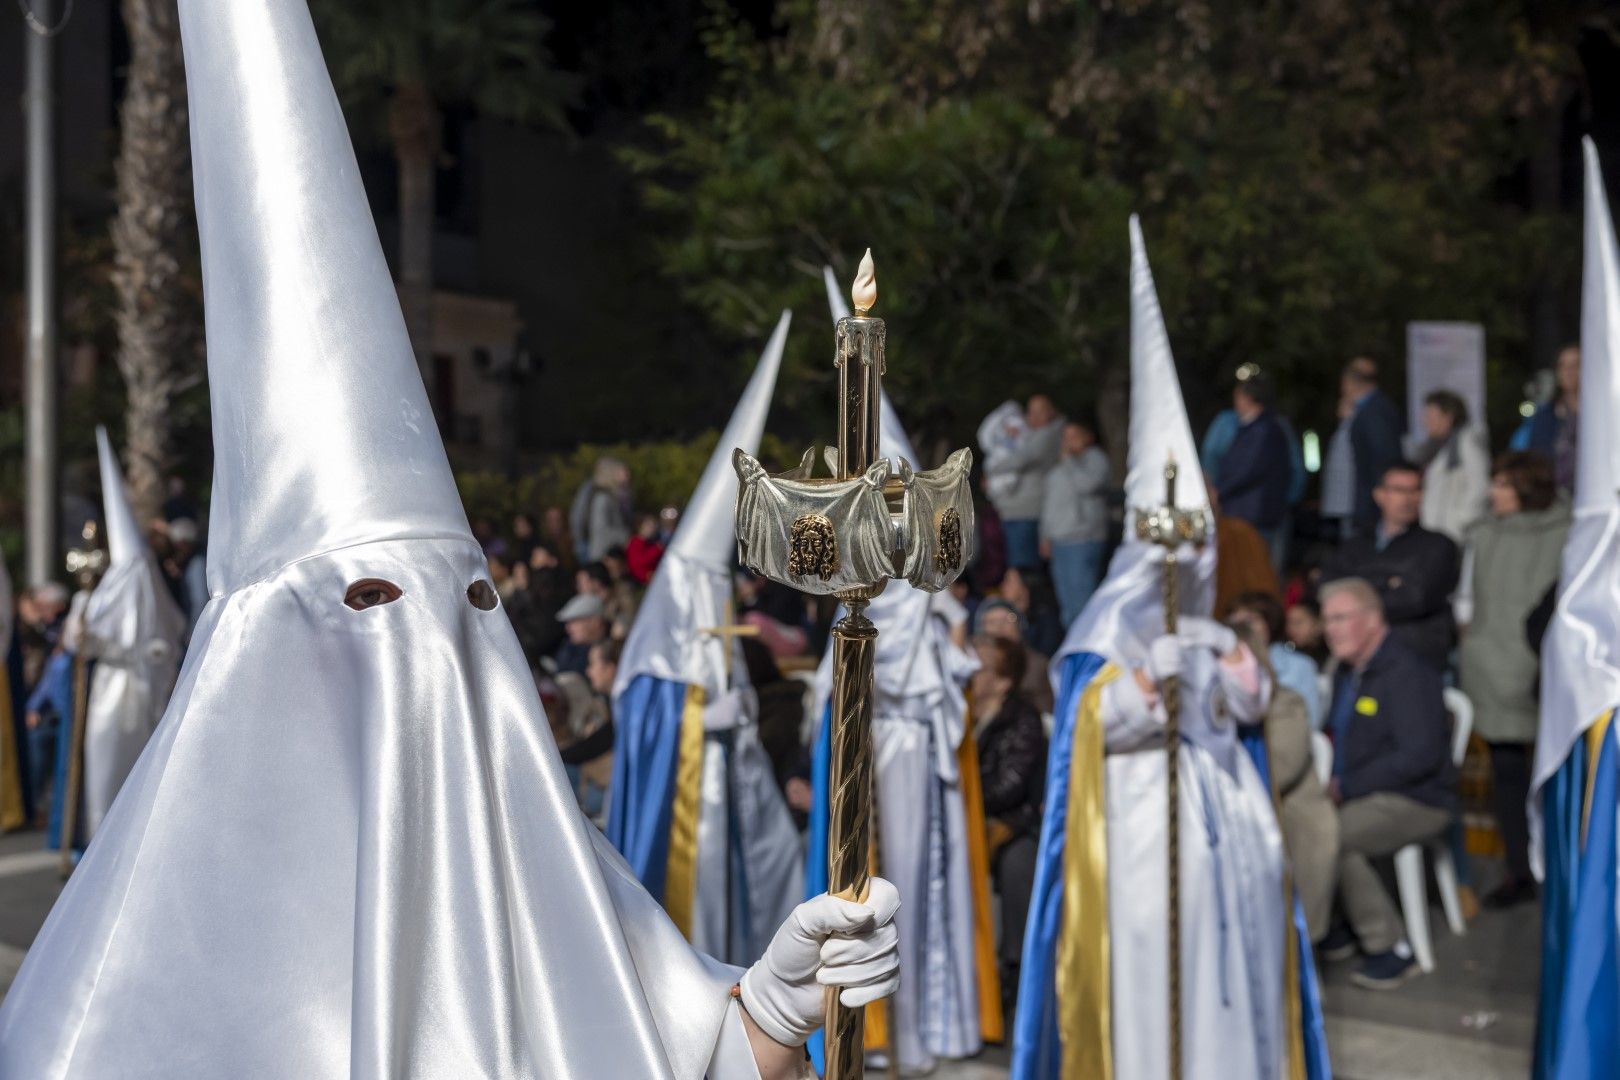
1013 216 1300 1080
1531 138 1620 1078
609 311 804 966
0 3 896 1075
79 427 186 837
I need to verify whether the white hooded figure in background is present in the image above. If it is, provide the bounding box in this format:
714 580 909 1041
808 268 983 1073
1013 217 1287 1079
79 427 186 837
610 310 805 967
0 2 898 1077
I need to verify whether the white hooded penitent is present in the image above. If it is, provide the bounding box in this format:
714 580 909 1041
78 426 186 837
1054 214 1214 672
0 2 901 1077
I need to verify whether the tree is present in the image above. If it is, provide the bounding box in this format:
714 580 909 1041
628 1 1588 461
312 0 577 379
111 0 199 520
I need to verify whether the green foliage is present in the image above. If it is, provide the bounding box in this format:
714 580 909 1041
626 0 1605 447
312 0 579 131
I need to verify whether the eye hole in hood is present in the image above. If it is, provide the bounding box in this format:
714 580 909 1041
467 580 498 611
344 579 403 611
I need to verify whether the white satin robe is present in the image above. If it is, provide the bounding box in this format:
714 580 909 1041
692 685 805 965
0 538 766 1079
1099 649 1287 1080
79 552 185 837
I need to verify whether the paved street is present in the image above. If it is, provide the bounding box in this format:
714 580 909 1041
0 830 1534 1078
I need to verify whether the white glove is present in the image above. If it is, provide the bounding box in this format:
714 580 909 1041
739 877 901 1048
1146 634 1183 683
1178 616 1238 657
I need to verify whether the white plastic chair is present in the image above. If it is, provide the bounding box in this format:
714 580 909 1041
1393 687 1473 973
1311 732 1333 787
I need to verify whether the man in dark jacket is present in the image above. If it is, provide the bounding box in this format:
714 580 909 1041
1215 371 1293 546
1320 578 1455 990
1321 358 1405 538
1321 462 1459 671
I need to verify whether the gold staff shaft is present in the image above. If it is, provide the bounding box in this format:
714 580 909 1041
823 291 885 1080
1161 551 1182 1080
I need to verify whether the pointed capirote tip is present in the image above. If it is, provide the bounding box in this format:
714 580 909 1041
852 248 877 315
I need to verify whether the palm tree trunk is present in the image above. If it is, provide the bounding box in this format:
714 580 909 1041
390 82 440 388
112 0 194 521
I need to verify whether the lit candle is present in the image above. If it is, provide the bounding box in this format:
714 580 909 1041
835 248 885 480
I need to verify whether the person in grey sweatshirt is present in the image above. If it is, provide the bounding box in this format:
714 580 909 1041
1039 419 1111 627
986 395 1065 569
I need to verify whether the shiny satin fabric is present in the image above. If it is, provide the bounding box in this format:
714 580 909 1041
0 539 752 1078
185 0 474 598
690 715 804 965
1534 715 1619 1078
80 428 186 836
733 454 896 594
1013 651 1110 1079
1532 140 1620 871
1056 215 1215 679
0 0 767 1074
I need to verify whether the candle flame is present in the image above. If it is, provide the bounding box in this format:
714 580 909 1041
851 249 876 315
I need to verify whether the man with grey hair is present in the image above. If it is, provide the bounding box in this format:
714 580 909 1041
1318 577 1455 989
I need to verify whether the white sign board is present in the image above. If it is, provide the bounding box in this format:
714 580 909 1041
1406 322 1485 440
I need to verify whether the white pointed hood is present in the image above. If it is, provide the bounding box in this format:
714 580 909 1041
0 3 744 1075
812 266 974 780
96 427 147 568
186 1 470 599
1532 139 1620 858
78 428 187 837
615 312 791 699
1056 215 1214 670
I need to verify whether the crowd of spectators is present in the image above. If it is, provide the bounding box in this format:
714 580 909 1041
1195 353 1579 989
4 347 1578 1004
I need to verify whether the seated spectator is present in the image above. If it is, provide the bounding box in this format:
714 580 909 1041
1231 622 1338 944
1228 590 1323 730
974 598 1054 716
1039 418 1110 628
1319 578 1456 989
626 514 666 586
576 560 633 640
1414 390 1489 543
971 634 1048 1014
996 566 1064 659
553 594 609 675
1285 598 1329 668
1457 450 1570 909
543 668 613 828
1320 463 1459 672
1209 483 1280 620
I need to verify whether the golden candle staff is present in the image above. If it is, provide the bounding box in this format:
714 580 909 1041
58 520 109 877
1131 453 1209 1080
731 251 974 1079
